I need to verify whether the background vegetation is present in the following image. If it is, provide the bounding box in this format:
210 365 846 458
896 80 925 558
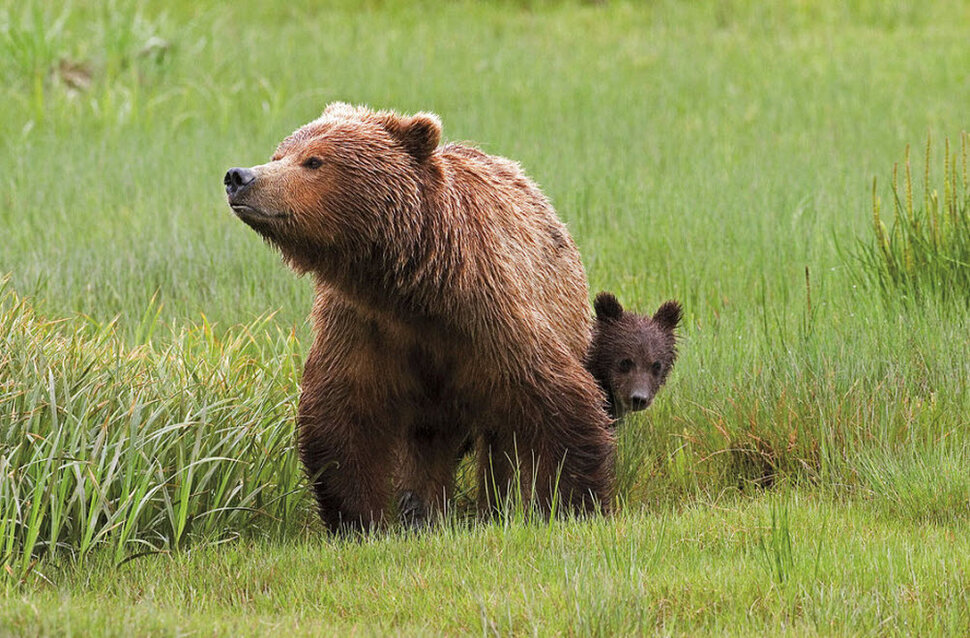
1 0 968 634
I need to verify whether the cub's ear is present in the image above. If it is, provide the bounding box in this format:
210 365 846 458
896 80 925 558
381 112 442 162
594 292 624 322
653 300 683 332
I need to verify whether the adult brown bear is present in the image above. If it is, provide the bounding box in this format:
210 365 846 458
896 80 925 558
224 103 613 532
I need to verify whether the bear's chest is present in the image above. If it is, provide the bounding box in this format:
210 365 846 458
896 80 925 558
361 315 471 403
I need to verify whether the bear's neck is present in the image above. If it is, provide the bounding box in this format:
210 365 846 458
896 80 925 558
311 206 463 323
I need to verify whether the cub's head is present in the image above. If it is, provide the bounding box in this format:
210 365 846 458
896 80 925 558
224 103 441 273
586 292 682 420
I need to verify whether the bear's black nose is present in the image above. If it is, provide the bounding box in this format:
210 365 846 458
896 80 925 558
629 393 650 411
224 167 256 197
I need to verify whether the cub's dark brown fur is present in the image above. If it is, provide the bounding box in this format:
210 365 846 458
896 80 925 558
585 292 682 421
224 103 614 532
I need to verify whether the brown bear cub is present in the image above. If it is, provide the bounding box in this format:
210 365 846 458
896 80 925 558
224 103 614 532
585 292 682 422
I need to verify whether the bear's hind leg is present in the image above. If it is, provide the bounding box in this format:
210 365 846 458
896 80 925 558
513 365 615 516
476 430 524 517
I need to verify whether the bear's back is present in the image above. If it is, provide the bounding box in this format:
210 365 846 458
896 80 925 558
436 143 591 363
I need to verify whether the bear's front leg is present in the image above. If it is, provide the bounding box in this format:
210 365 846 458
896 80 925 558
297 299 418 533
297 381 398 534
396 424 468 528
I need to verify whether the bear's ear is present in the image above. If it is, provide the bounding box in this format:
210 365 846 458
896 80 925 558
323 102 356 117
594 292 624 322
653 300 682 332
381 112 442 162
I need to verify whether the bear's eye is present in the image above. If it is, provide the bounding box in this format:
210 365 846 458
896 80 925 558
302 156 323 170
651 361 663 375
617 359 634 374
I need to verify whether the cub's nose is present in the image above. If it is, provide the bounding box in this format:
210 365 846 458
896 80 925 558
224 167 256 198
628 393 651 412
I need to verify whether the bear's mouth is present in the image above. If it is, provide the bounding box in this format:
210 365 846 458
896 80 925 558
230 204 290 221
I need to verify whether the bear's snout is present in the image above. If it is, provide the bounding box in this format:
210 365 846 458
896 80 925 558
224 167 256 199
628 391 651 412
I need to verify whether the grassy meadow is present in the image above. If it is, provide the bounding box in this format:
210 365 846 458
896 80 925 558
2 0 970 634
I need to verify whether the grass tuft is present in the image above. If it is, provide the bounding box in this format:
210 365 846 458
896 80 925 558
0 279 308 581
858 133 970 306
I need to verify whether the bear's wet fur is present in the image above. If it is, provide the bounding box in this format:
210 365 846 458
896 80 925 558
225 103 614 532
585 292 682 421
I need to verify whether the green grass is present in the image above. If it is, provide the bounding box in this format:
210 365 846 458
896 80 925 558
4 496 969 636
2 0 970 634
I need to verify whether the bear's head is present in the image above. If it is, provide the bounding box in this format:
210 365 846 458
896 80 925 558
586 292 682 420
224 103 442 274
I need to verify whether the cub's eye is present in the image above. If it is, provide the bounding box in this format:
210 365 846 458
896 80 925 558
651 361 663 375
302 156 323 169
617 359 634 374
